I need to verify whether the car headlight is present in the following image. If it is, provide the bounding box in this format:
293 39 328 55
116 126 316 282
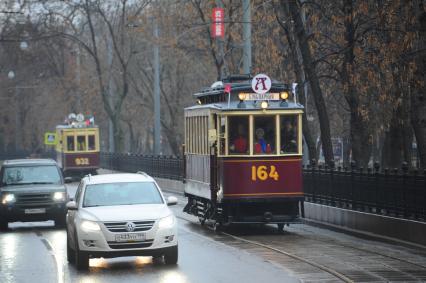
80 220 101 232
158 215 175 229
53 192 66 201
2 194 16 205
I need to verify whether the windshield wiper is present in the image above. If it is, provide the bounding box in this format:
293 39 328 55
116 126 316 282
84 204 104 207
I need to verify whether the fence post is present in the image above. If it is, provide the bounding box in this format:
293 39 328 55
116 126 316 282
374 162 381 214
329 160 335 206
402 162 408 218
311 159 316 203
350 161 356 210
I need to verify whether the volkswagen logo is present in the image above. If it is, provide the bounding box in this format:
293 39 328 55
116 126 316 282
125 222 136 232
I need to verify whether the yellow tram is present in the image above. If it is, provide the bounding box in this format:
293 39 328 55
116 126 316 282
55 114 100 177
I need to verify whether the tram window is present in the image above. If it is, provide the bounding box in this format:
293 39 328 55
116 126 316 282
218 116 226 155
88 135 96 150
77 135 86 151
228 116 249 155
280 115 298 154
253 116 276 155
67 136 75 151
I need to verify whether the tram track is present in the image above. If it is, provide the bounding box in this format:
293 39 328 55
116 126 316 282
174 209 426 282
175 214 354 282
289 225 426 270
231 226 426 282
165 192 426 282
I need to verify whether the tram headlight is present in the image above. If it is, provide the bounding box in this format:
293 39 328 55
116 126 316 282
260 101 268 109
238 93 247 101
280 91 289 100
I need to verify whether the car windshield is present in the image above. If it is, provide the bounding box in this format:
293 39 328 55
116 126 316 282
83 182 164 207
2 165 61 186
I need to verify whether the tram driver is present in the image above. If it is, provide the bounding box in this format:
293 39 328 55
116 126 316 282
281 118 297 153
254 128 272 154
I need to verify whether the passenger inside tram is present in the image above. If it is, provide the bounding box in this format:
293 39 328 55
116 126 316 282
281 116 298 153
254 128 272 154
253 116 275 154
229 116 249 154
77 136 86 151
231 124 248 153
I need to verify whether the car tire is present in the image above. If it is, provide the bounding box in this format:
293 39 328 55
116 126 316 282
67 236 76 264
74 233 89 270
0 219 8 231
164 245 178 265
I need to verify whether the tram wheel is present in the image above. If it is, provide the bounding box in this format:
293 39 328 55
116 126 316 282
198 216 206 226
213 221 222 232
277 223 284 232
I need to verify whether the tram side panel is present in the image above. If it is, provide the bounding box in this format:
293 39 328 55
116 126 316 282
62 152 100 176
220 157 303 198
218 157 303 223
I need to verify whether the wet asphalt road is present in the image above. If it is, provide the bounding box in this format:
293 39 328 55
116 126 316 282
1 182 426 283
0 183 299 283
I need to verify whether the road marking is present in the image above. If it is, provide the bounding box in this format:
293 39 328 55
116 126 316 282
37 232 65 283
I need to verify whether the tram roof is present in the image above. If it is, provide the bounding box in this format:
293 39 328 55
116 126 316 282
193 75 290 98
185 100 304 111
187 74 304 111
56 125 98 129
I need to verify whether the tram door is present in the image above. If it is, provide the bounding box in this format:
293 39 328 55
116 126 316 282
210 114 220 203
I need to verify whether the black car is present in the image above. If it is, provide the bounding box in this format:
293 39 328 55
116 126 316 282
0 159 72 230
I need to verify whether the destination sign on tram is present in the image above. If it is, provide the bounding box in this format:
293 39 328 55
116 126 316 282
241 92 280 101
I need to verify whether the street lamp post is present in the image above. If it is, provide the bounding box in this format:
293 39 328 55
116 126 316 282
7 70 21 152
7 39 28 153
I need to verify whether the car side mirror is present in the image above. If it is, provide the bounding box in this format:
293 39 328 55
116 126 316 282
167 196 178 206
66 201 78 210
64 177 73 184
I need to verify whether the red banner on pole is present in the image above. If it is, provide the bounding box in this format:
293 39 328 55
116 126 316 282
211 8 224 38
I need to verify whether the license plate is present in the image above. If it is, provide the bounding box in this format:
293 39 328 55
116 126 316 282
24 208 46 214
115 233 146 242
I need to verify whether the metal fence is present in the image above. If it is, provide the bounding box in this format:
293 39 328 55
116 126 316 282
304 162 426 221
3 151 424 222
100 152 183 181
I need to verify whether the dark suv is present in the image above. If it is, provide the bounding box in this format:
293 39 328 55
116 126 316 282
0 159 71 230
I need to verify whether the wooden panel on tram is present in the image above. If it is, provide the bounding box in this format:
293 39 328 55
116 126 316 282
220 157 303 198
64 153 100 169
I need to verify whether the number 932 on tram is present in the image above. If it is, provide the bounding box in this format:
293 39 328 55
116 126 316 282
182 74 304 231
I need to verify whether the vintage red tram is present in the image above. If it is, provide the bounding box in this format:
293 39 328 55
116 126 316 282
55 114 100 177
183 74 304 230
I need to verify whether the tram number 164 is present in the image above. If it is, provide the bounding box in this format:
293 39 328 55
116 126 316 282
251 165 279 181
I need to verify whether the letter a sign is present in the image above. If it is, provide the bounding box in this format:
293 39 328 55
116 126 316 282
251 74 271 94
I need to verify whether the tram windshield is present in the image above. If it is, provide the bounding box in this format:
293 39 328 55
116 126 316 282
281 115 298 154
253 116 276 155
218 113 300 156
88 135 96 150
67 136 75 151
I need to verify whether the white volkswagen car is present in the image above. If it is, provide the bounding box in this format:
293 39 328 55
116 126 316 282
66 172 178 270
